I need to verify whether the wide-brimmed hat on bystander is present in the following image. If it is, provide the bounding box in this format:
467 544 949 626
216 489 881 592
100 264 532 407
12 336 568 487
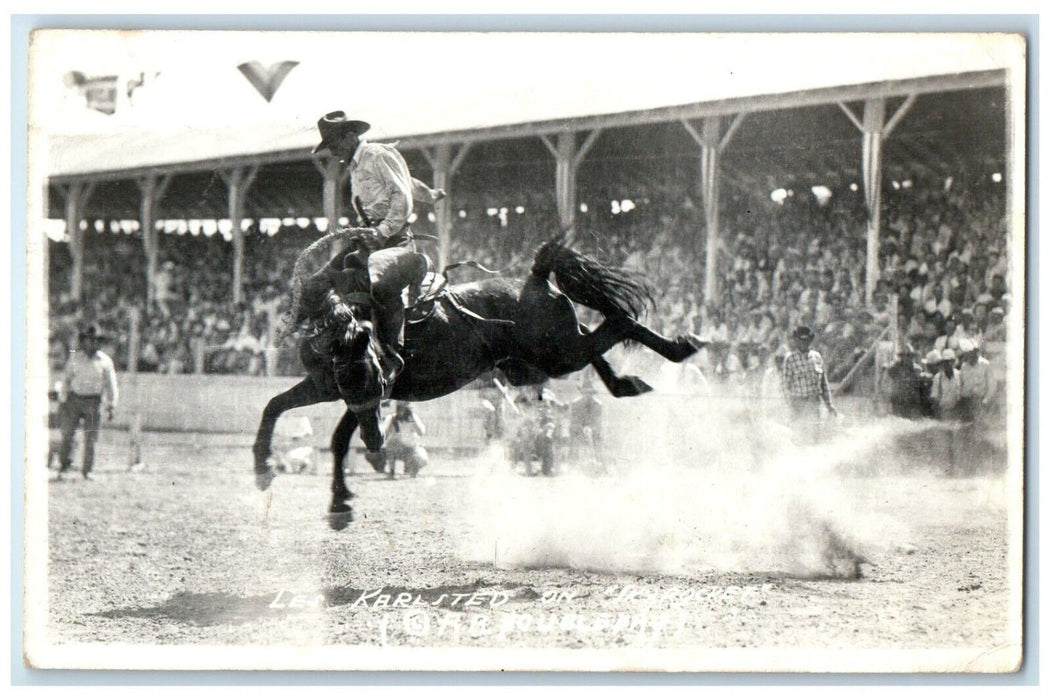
78 323 109 341
925 349 942 365
792 325 814 342
312 110 371 155
940 348 957 362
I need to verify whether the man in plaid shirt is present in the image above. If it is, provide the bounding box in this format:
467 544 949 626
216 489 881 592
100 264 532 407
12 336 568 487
780 325 840 419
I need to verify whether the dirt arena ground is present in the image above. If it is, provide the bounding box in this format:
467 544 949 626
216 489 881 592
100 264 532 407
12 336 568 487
37 414 1018 670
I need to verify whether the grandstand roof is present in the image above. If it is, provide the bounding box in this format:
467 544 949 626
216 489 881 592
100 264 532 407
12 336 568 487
38 32 1020 182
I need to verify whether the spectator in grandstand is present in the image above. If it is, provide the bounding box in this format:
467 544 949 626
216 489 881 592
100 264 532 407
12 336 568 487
930 348 962 420
885 344 926 420
934 316 961 355
56 323 118 481
780 325 839 420
956 309 981 349
984 249 1007 290
919 349 939 418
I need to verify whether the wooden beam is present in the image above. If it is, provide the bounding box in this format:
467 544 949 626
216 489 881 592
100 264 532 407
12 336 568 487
838 102 864 132
680 118 704 147
538 134 558 158
883 93 918 138
47 70 1006 185
718 113 747 151
572 129 603 170
449 141 473 175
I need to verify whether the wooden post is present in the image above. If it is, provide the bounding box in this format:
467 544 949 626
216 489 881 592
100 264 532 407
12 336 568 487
128 306 141 374
315 156 348 256
540 129 601 243
862 98 886 309
421 142 472 270
219 166 259 304
681 114 745 308
839 95 915 307
135 174 172 306
63 182 95 303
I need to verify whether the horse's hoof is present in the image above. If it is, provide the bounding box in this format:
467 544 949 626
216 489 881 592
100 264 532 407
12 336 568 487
685 333 708 350
328 502 354 530
610 375 653 397
255 468 275 491
671 335 702 361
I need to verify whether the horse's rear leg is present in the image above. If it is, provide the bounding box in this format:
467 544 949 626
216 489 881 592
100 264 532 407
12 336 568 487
622 318 705 363
253 377 334 491
328 409 359 530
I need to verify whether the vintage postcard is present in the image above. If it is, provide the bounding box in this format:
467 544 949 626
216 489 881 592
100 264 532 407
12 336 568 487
22 30 1026 672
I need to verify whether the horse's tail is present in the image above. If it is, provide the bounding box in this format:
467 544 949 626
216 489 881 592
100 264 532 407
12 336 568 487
530 238 655 320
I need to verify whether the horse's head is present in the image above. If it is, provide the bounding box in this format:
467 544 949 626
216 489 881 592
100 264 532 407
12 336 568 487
332 312 386 451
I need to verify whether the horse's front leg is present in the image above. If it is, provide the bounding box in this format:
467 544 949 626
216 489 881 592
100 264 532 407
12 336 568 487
589 356 653 397
253 377 335 491
329 409 359 530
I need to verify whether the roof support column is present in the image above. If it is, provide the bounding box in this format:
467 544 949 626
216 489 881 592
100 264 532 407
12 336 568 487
135 174 173 306
61 181 95 303
219 166 259 304
839 94 915 307
421 142 472 270
681 113 745 307
315 156 350 257
540 129 601 241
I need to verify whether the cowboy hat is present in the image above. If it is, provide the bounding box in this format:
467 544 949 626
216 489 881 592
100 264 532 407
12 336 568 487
925 349 942 365
792 325 814 341
78 322 109 341
312 110 371 155
940 348 956 361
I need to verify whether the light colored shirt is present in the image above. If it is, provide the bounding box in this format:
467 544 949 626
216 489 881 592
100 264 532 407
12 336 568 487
931 371 962 411
959 357 995 403
65 349 118 407
781 349 830 402
349 141 441 240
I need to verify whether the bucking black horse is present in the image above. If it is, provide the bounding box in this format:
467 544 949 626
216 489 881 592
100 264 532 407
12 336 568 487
253 228 704 529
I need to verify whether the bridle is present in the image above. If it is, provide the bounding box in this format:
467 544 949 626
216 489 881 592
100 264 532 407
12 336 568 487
335 302 386 414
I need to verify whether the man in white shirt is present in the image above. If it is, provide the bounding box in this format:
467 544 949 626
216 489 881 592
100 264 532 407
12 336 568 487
957 338 995 422
930 348 962 420
57 323 119 480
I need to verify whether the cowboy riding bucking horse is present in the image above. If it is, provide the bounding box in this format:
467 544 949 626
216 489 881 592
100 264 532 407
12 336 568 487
303 110 445 393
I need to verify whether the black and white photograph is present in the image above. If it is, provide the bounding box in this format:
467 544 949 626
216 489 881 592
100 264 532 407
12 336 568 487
21 29 1026 672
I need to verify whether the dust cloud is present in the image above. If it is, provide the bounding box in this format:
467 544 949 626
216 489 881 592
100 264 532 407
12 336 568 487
458 385 1004 579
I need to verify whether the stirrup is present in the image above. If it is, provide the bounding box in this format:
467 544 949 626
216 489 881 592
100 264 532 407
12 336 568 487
380 344 405 387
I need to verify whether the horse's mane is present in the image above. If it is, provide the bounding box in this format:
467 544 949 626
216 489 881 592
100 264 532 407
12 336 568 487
275 227 373 343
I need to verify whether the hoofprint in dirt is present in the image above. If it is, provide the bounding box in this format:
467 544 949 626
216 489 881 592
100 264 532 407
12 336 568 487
43 433 1012 655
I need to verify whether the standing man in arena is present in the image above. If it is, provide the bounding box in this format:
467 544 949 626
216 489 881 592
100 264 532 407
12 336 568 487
957 338 995 423
311 111 445 385
57 323 119 480
780 325 840 421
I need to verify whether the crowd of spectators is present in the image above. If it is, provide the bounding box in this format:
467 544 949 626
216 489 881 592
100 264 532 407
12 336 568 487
48 161 1010 397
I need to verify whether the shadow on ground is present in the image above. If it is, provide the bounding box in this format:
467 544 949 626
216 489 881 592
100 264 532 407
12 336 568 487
91 579 542 627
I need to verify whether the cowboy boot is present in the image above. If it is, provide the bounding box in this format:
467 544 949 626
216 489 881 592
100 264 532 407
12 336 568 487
376 304 406 386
